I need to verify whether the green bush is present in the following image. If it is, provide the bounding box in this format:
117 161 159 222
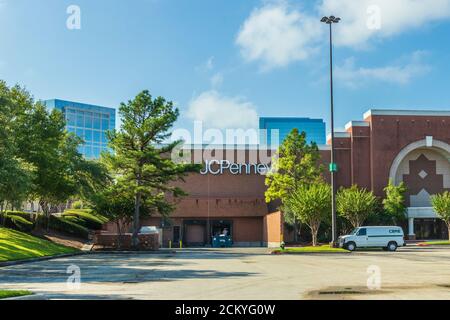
62 209 108 230
5 211 33 222
62 215 86 226
4 215 34 232
49 216 89 239
71 200 83 209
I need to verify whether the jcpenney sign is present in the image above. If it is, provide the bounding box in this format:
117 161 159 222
200 160 271 175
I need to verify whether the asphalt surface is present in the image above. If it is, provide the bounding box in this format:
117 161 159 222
1 246 449 300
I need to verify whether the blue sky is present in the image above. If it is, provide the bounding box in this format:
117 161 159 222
1 0 450 143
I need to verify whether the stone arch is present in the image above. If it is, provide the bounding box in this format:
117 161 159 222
389 138 450 185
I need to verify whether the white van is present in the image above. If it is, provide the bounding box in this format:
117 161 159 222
338 226 405 251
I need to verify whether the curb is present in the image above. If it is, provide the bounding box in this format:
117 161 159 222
0 250 176 268
91 250 176 255
0 252 87 268
1 294 47 301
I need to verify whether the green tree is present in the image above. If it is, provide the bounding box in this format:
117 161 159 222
265 129 323 240
286 182 331 246
17 104 77 224
383 179 408 224
337 185 378 228
104 90 200 247
431 191 450 241
17 102 108 228
0 82 34 216
91 183 135 249
0 80 107 229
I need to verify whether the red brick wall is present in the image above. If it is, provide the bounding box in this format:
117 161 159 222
349 126 371 189
368 115 449 196
233 217 263 242
94 233 159 250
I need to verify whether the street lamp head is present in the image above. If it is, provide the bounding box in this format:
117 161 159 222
320 16 341 24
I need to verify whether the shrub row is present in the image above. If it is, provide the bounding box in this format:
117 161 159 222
48 215 89 239
5 211 33 221
1 208 106 238
62 209 108 230
3 214 34 232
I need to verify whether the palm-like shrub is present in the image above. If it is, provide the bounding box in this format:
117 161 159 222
286 182 331 246
431 191 450 241
337 185 378 228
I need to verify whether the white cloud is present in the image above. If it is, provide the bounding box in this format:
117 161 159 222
205 56 214 70
210 72 224 88
187 90 258 129
319 0 450 48
335 51 431 87
236 0 450 68
236 2 323 70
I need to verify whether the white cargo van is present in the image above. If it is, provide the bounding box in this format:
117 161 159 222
338 226 405 251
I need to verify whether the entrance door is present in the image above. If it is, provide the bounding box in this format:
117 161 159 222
185 224 206 246
173 226 180 243
415 219 447 239
211 220 233 238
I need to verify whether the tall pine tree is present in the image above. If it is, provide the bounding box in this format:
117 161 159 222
105 90 199 247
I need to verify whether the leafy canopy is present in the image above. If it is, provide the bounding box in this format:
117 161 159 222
337 185 378 228
383 179 408 223
286 182 331 246
104 90 200 245
265 129 323 204
431 191 450 223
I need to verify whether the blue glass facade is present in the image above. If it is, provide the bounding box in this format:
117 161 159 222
259 117 326 146
44 99 116 159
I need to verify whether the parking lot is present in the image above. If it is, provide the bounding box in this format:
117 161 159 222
1 246 450 300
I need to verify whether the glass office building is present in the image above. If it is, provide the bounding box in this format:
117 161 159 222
259 117 326 146
44 99 116 159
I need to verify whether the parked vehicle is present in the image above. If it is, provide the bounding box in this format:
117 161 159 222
212 234 233 248
338 226 405 251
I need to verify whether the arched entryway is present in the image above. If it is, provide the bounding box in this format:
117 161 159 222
389 137 450 240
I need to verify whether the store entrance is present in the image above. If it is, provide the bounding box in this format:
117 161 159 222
183 220 207 247
415 219 448 240
211 220 233 238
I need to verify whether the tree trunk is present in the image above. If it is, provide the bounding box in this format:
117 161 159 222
447 222 450 241
311 228 318 247
39 200 50 231
132 191 141 249
293 219 298 242
310 224 319 247
1 202 5 226
116 220 122 250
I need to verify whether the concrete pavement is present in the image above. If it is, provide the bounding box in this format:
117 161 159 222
1 247 450 300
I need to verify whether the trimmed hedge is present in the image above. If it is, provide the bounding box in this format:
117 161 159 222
4 214 34 232
62 209 108 230
5 211 33 221
49 216 89 239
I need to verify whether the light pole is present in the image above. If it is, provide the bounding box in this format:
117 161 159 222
321 15 340 247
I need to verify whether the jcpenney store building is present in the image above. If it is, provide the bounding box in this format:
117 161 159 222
104 109 450 246
142 147 283 247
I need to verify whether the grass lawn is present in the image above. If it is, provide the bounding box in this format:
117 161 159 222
0 289 32 299
0 227 79 262
273 245 350 254
419 240 450 246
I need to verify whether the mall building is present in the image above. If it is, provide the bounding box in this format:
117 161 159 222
104 109 450 246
